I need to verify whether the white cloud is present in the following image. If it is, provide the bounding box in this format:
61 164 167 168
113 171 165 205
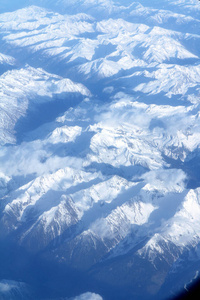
0 140 84 177
142 168 187 193
73 292 103 300
0 282 11 292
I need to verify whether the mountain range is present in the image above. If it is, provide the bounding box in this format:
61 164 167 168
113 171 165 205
0 0 200 299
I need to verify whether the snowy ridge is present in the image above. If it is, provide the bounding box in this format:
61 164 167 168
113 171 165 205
0 5 199 81
0 65 90 144
0 52 15 65
0 0 200 299
134 63 200 99
1 167 98 228
138 188 200 267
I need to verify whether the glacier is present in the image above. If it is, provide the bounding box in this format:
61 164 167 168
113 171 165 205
0 0 200 299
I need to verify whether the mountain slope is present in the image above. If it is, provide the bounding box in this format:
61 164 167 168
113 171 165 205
0 1 200 300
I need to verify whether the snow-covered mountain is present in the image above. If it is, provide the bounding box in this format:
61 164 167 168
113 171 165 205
0 0 200 299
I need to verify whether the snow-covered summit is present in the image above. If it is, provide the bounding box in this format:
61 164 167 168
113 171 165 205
0 0 200 300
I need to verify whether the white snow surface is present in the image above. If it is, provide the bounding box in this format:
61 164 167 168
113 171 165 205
0 65 90 144
0 0 200 296
138 188 200 264
0 52 15 65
